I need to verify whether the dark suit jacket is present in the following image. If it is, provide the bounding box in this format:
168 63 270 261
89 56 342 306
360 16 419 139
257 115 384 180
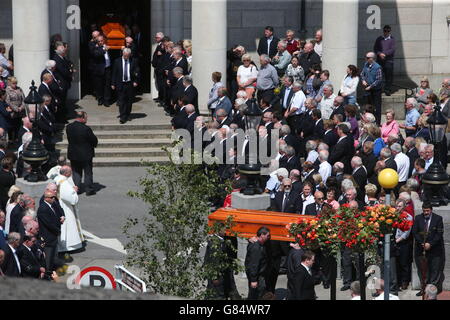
66 121 98 162
274 191 303 214
360 152 378 178
183 85 199 112
257 36 280 58
1 245 21 277
151 43 166 70
288 264 315 300
171 107 188 130
52 54 73 90
407 147 420 177
17 244 42 278
185 113 199 133
9 204 24 234
170 77 186 103
278 86 295 110
280 155 300 173
328 136 355 174
312 119 325 140
38 83 60 110
412 213 444 257
304 202 322 216
90 45 111 76
384 157 398 171
281 134 301 156
37 202 61 247
323 130 338 150
299 51 321 75
353 167 368 191
298 112 315 140
217 116 233 129
111 57 140 88
330 105 345 120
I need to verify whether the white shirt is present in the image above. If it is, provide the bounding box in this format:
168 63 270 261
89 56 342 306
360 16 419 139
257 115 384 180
122 58 131 82
103 47 111 68
290 90 306 115
351 296 361 300
319 161 332 183
266 36 273 55
237 65 258 88
319 93 336 120
266 173 281 199
340 75 360 97
301 194 315 215
394 152 410 182
8 244 21 274
425 157 433 170
314 42 323 58
306 150 319 163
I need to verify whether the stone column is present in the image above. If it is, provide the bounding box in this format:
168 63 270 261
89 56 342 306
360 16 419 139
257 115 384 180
192 0 227 115
12 0 50 89
322 0 358 91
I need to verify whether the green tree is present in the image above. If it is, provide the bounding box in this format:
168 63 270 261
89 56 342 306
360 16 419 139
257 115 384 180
123 150 236 298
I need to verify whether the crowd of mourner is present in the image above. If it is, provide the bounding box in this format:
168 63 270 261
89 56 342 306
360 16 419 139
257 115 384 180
0 21 447 301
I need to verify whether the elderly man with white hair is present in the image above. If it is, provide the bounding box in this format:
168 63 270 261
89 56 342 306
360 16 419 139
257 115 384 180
265 168 289 203
54 166 84 257
351 156 367 191
400 98 420 137
111 47 139 124
256 54 279 103
318 84 336 120
272 41 291 76
391 143 410 189
284 81 306 131
305 140 319 163
41 60 63 92
318 150 332 183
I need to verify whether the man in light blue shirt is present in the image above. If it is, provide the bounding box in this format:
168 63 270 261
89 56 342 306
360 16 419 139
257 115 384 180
273 41 292 76
399 98 420 137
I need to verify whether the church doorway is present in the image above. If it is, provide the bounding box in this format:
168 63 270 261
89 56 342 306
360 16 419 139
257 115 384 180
79 0 151 98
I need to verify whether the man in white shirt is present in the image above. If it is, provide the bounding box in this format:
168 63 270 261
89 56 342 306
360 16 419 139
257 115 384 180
314 29 323 58
391 143 410 188
424 144 434 170
318 150 332 183
284 81 306 130
350 281 361 300
318 84 336 120
265 168 289 200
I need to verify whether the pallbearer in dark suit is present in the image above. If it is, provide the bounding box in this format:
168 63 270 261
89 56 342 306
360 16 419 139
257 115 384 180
112 48 140 124
90 35 112 107
412 203 445 296
288 250 316 300
18 235 46 279
182 76 199 114
1 232 22 277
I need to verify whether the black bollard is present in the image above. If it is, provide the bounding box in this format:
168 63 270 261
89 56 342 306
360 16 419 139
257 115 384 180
358 252 366 300
330 256 337 300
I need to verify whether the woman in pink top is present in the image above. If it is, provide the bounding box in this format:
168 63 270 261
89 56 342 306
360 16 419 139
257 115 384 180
381 109 399 143
325 188 340 210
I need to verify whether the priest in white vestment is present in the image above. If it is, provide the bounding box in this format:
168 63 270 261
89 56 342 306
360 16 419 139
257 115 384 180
54 166 85 253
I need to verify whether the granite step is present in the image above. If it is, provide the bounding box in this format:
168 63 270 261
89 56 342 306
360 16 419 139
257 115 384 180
92 157 170 167
56 138 172 149
58 147 167 158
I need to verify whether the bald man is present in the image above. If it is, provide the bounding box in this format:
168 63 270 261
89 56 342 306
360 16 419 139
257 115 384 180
304 191 325 216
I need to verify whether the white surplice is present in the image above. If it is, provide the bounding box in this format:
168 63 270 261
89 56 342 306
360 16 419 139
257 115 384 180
54 174 84 252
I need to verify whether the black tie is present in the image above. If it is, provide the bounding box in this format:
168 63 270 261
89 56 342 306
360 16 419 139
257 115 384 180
124 60 129 82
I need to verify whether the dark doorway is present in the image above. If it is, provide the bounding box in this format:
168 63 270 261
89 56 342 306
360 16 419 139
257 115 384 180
79 0 151 98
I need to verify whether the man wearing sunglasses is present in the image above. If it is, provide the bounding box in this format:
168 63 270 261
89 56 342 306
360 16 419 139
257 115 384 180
374 25 396 96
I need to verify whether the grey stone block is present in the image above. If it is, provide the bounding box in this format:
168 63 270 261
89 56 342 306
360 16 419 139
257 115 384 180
16 178 52 204
231 192 271 211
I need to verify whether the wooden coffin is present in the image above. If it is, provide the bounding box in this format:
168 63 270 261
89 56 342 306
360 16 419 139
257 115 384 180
208 208 317 242
101 23 125 49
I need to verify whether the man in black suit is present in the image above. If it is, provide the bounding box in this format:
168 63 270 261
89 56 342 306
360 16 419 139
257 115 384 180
279 145 300 173
351 156 368 192
38 74 61 115
37 192 63 272
183 104 198 132
182 76 199 114
273 179 303 214
215 109 232 129
322 119 338 150
357 141 378 179
329 96 346 120
18 235 45 279
8 197 25 234
277 76 295 112
380 147 398 171
52 42 73 116
405 137 419 177
66 111 98 196
171 97 189 130
311 109 324 140
288 250 316 300
90 35 112 107
112 48 140 124
328 124 355 174
41 60 64 98
1 232 22 277
412 203 445 296
280 125 301 157
304 191 325 216
37 96 57 153
168 67 185 115
299 42 321 74
151 33 167 102
257 26 279 58
245 226 271 300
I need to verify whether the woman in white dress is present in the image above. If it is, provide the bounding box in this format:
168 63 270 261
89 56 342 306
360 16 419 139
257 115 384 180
54 166 84 253
339 64 360 106
236 54 258 100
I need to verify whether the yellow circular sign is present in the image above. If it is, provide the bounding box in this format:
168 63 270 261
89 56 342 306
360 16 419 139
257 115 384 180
378 168 399 189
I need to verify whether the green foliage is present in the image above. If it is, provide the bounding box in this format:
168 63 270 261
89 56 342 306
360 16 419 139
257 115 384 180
123 149 237 298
